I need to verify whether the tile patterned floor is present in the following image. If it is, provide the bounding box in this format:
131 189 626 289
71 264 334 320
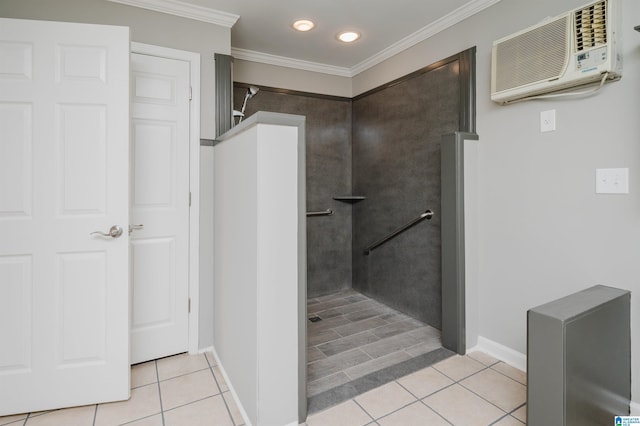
303 351 527 426
307 290 442 397
0 329 527 426
0 352 245 426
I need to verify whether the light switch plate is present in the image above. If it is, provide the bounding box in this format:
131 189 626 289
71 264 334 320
596 168 629 194
540 109 556 132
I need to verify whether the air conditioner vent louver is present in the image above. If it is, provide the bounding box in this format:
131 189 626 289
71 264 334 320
575 0 607 51
494 17 568 93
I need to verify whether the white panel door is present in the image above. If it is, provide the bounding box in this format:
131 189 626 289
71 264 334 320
0 18 130 415
130 53 190 364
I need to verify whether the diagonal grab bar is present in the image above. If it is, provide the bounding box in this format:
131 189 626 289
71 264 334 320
364 209 434 255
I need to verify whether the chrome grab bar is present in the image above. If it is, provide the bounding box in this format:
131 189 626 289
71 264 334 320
306 209 334 217
364 209 434 255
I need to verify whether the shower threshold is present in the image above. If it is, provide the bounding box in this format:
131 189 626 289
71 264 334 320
306 290 454 413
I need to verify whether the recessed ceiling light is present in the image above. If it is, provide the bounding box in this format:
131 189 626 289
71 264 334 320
337 31 360 43
292 19 315 32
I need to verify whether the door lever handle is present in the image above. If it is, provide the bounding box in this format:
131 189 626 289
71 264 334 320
90 225 123 238
129 224 144 235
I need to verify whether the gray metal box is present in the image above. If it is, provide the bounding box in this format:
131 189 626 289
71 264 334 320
527 285 630 426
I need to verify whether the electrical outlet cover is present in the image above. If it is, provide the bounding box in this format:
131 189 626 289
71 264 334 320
540 109 556 132
595 168 629 194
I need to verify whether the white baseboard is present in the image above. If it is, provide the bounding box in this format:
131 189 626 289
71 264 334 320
471 336 527 372
197 345 214 354
210 346 253 426
631 400 640 415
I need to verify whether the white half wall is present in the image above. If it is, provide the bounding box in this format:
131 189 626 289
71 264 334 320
213 113 306 426
199 145 214 348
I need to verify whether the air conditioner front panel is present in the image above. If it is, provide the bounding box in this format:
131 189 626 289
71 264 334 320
493 16 570 93
490 0 620 104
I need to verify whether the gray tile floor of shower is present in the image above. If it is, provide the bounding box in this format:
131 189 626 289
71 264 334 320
307 289 450 412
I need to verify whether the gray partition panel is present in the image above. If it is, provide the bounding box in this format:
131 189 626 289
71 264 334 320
528 285 631 426
214 53 233 137
440 131 478 354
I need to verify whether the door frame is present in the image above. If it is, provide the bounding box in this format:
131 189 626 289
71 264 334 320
130 42 201 355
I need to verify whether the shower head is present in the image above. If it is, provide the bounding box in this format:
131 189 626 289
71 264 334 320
239 86 260 123
247 86 259 98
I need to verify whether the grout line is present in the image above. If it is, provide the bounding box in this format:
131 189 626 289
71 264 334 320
418 399 455 425
154 360 166 426
509 402 526 414
369 399 418 423
162 395 219 415
457 375 521 419
431 361 490 382
119 413 164 425
490 363 527 386
92 404 98 426
396 378 422 400
418 381 458 401
508 401 527 423
206 355 237 426
219 392 238 426
487 413 512 425
209 366 226 395
157 366 212 384
352 399 376 423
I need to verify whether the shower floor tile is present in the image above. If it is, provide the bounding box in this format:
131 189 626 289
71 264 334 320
307 290 443 401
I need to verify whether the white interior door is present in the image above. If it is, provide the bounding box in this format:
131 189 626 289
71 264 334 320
130 52 190 364
0 18 130 415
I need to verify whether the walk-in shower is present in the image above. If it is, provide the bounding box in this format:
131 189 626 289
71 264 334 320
232 46 476 414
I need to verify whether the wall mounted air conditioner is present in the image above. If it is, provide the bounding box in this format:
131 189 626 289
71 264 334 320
491 0 621 104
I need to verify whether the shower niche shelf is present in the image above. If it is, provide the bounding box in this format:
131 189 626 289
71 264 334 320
333 196 366 203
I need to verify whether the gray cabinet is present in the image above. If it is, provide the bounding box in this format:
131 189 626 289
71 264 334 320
528 285 631 426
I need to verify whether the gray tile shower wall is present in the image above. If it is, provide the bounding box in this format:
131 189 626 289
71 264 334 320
234 86 353 297
351 62 461 328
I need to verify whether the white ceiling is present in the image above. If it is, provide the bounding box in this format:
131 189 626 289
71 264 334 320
112 0 500 76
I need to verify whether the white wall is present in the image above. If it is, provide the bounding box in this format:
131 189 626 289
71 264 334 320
214 126 260 422
238 0 640 405
0 0 230 350
233 58 353 97
213 116 303 426
199 146 215 348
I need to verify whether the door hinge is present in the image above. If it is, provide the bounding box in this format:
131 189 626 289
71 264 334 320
189 191 192 207
188 298 191 313
189 86 193 101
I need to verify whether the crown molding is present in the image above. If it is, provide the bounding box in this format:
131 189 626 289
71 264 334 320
231 48 353 78
107 0 239 27
350 0 502 76
234 0 500 77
